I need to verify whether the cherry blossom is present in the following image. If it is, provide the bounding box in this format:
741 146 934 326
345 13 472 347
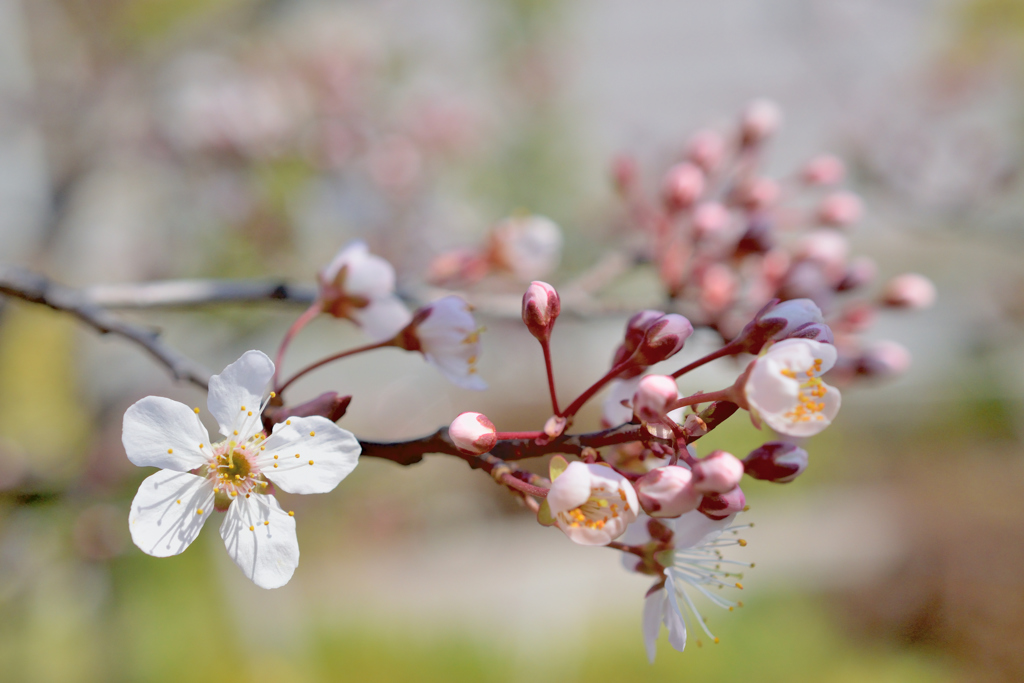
318 241 412 341
547 461 639 545
398 295 487 390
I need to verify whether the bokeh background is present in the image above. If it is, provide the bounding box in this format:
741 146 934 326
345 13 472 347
1 0 1023 681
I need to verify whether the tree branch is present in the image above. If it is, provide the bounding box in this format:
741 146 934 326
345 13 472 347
82 279 316 309
0 266 212 391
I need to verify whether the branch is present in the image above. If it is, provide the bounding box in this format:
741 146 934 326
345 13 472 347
82 279 316 309
0 266 212 391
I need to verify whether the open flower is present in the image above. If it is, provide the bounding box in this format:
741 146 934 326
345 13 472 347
398 295 486 390
628 511 751 662
123 350 361 589
318 241 412 341
486 214 563 281
743 338 840 437
547 460 639 545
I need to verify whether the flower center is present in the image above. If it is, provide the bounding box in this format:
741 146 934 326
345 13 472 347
209 439 266 504
557 486 631 530
780 358 828 423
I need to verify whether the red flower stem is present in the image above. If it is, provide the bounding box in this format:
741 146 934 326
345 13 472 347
272 302 322 391
560 360 632 419
670 342 739 379
540 339 561 415
496 431 545 440
276 339 395 395
607 541 645 557
498 472 549 498
666 388 733 413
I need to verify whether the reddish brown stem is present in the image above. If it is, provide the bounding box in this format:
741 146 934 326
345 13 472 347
560 360 632 419
276 339 395 395
273 302 323 391
671 342 739 379
540 340 561 415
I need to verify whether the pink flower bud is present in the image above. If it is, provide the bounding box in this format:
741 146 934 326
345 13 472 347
801 154 845 186
837 256 877 292
449 412 497 454
692 450 745 494
796 229 849 284
880 273 936 309
740 99 782 146
662 162 705 212
635 466 702 518
522 281 561 341
632 375 680 424
732 298 828 354
692 202 730 238
698 486 746 521
734 217 774 258
624 310 667 351
738 177 781 212
698 263 737 315
686 129 726 173
612 154 638 195
743 442 808 483
856 340 911 379
817 191 863 228
633 314 694 366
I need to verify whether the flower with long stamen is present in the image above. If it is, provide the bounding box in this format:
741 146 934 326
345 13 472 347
546 460 639 545
743 338 840 437
397 295 486 390
318 241 412 341
123 350 361 589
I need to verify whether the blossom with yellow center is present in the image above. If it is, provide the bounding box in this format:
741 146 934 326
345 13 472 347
743 338 840 437
546 461 639 545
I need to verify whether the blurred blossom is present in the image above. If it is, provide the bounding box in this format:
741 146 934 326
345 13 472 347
486 214 564 282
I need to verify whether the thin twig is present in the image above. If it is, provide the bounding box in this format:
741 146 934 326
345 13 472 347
82 279 317 309
0 266 212 391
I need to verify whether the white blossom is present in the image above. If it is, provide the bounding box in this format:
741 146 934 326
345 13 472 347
547 462 639 545
744 338 841 437
318 241 412 342
407 296 486 390
124 350 361 589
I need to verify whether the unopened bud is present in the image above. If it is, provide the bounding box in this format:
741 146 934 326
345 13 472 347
662 162 705 212
738 177 781 212
880 273 936 310
635 466 702 518
801 154 845 186
732 298 827 354
857 340 911 379
687 129 726 173
612 155 638 195
743 442 808 483
692 202 730 238
632 375 680 424
796 229 849 284
624 310 667 351
449 412 498 454
837 257 877 292
544 415 568 439
734 217 773 258
817 191 863 228
522 281 561 341
698 486 747 520
740 99 782 146
633 314 694 366
692 451 745 494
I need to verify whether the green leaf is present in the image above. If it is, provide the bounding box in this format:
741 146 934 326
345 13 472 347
548 454 569 480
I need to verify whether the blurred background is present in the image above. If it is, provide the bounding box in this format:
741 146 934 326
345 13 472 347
1 0 1023 681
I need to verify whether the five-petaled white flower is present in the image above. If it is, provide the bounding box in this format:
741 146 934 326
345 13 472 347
743 338 840 437
318 240 412 342
123 350 361 589
547 461 639 545
626 511 751 662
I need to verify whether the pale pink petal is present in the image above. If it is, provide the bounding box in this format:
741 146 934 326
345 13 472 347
257 416 360 495
219 493 298 589
129 470 215 557
668 509 733 549
643 589 665 663
122 396 211 471
352 295 412 342
207 350 274 438
546 461 593 514
663 576 689 652
339 242 397 298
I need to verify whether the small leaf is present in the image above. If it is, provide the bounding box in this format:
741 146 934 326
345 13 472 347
549 454 569 480
537 499 555 526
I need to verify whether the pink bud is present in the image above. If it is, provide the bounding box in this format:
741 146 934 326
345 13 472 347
612 155 638 195
881 273 936 309
743 442 808 483
623 310 667 352
635 466 702 518
738 177 781 212
632 375 680 424
796 229 849 284
698 486 746 520
633 314 694 366
732 298 827 354
687 129 726 173
691 451 745 494
449 412 497 454
662 162 705 212
801 155 845 186
817 191 863 228
522 281 561 341
837 256 877 292
692 202 730 238
698 263 738 315
857 340 911 379
740 99 782 146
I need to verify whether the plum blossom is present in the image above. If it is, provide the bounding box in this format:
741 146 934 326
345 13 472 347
124 351 360 589
547 461 639 545
318 241 412 342
744 338 841 437
399 296 486 390
486 214 563 281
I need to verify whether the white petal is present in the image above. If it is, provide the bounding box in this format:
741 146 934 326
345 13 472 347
669 510 733 549
219 493 298 589
602 377 642 427
664 576 688 653
129 470 215 557
546 461 594 514
556 522 616 546
352 295 412 342
207 350 274 438
122 396 211 471
342 245 398 298
258 416 361 494
642 589 665 663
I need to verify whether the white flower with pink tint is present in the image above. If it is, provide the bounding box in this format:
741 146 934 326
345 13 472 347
744 338 841 437
487 214 563 281
124 351 360 589
449 412 497 454
318 241 412 342
401 295 486 390
547 461 639 546
632 375 679 426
